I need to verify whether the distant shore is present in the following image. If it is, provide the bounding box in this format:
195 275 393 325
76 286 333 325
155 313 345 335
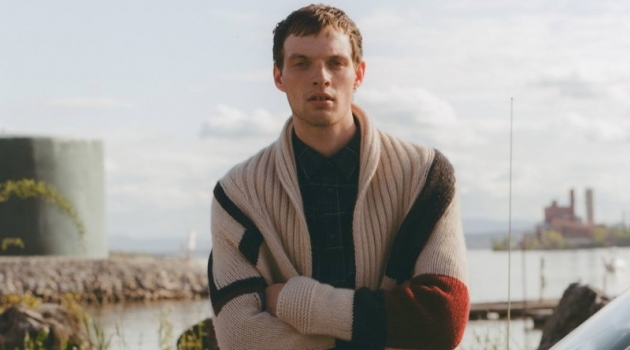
0 255 209 303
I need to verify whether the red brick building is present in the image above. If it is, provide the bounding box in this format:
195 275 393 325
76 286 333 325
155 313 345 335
541 189 599 246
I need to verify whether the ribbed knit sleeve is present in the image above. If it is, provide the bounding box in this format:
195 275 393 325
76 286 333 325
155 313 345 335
276 276 355 340
348 151 470 350
382 193 469 350
210 197 336 350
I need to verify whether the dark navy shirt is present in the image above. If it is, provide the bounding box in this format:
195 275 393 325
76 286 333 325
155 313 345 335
292 126 360 289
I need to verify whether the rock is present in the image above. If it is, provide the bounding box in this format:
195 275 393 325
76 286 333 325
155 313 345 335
177 318 219 350
0 303 87 350
538 283 610 350
0 256 209 303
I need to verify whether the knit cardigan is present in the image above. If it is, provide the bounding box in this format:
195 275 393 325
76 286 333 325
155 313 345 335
208 105 469 350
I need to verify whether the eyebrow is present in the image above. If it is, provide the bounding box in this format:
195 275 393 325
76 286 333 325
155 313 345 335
287 54 309 61
286 53 349 61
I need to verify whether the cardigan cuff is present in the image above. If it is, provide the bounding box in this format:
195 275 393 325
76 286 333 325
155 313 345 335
277 276 354 341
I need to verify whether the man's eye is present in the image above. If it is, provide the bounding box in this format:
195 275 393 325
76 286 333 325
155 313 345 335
294 61 308 67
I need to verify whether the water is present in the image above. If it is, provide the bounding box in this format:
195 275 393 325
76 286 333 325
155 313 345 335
468 248 630 303
89 247 630 349
85 300 213 350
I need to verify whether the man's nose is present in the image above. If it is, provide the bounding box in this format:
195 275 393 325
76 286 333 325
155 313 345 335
312 64 332 87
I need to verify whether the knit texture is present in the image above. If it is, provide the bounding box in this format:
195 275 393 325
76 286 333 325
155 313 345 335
209 104 469 350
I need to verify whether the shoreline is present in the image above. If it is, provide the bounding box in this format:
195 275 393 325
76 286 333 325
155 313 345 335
0 255 209 303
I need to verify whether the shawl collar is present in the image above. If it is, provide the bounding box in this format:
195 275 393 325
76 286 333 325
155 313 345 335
273 105 381 278
274 104 381 220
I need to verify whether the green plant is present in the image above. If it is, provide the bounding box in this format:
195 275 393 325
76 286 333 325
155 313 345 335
541 229 565 249
0 293 42 312
0 179 86 251
22 329 49 350
458 323 510 350
0 179 86 236
158 307 175 350
83 314 113 350
2 294 74 350
177 323 206 350
114 322 128 350
1 237 24 250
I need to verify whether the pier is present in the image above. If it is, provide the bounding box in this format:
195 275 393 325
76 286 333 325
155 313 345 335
470 299 558 324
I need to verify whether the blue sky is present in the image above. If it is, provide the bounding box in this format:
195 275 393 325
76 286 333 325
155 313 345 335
2 1 629 241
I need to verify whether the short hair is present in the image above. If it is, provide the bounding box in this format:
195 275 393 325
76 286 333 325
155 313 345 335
272 4 363 70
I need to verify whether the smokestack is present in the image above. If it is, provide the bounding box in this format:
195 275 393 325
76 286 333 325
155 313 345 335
570 189 575 216
586 188 594 225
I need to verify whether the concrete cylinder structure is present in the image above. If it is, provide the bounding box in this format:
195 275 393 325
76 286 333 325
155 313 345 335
0 137 107 258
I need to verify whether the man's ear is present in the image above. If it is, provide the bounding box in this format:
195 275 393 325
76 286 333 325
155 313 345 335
273 64 286 92
354 60 366 89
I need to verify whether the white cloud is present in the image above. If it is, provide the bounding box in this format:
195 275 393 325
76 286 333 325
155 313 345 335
105 132 273 210
609 82 630 107
107 140 214 210
45 98 135 109
355 86 458 129
101 129 289 238
537 71 603 99
104 159 119 174
199 105 286 138
209 9 270 26
557 113 630 143
359 6 630 108
534 67 630 103
229 69 271 82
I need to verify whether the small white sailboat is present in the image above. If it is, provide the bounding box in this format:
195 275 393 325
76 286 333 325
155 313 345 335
186 229 197 261
602 254 626 273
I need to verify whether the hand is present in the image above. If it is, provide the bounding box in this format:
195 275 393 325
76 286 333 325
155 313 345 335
265 283 285 317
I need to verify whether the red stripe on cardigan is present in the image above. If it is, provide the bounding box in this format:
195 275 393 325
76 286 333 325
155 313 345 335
384 274 469 349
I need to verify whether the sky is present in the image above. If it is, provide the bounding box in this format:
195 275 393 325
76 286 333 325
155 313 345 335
1 0 629 242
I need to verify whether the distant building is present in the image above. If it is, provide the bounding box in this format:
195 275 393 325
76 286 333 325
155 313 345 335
540 188 603 247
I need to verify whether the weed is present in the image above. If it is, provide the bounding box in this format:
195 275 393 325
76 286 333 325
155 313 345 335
158 306 175 350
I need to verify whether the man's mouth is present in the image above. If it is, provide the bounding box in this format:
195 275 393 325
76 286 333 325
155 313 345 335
308 94 334 102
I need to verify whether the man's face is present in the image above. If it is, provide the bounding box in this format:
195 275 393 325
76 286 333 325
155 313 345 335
273 27 365 129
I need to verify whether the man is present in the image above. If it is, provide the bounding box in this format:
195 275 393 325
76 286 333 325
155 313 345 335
208 4 469 349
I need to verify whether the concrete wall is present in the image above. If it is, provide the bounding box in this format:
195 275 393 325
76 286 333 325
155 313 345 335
0 137 107 258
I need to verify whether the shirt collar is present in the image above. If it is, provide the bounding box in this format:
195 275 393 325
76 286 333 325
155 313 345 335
292 121 361 181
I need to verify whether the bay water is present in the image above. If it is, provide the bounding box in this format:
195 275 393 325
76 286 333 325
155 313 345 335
88 247 630 349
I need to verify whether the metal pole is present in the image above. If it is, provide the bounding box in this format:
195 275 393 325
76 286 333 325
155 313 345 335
507 97 514 349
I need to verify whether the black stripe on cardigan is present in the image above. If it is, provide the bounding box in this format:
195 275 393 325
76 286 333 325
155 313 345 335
213 182 264 266
334 287 387 349
207 251 267 315
385 149 456 284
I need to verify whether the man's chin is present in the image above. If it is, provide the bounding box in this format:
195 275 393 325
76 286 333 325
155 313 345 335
294 112 337 128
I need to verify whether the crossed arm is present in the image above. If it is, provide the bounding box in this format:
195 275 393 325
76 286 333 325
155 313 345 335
264 283 285 317
208 192 470 350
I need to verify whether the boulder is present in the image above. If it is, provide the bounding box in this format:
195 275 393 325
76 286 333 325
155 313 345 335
177 318 219 350
538 283 610 350
0 303 87 350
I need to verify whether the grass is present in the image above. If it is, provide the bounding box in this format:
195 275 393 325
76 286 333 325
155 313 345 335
1 294 206 350
158 307 174 350
459 327 506 350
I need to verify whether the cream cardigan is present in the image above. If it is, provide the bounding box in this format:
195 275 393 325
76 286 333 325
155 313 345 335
209 105 469 349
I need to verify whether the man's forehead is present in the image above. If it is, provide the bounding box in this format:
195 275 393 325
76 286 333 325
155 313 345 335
283 28 353 58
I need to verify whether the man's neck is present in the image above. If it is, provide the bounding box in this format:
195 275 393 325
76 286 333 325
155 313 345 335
293 116 357 158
